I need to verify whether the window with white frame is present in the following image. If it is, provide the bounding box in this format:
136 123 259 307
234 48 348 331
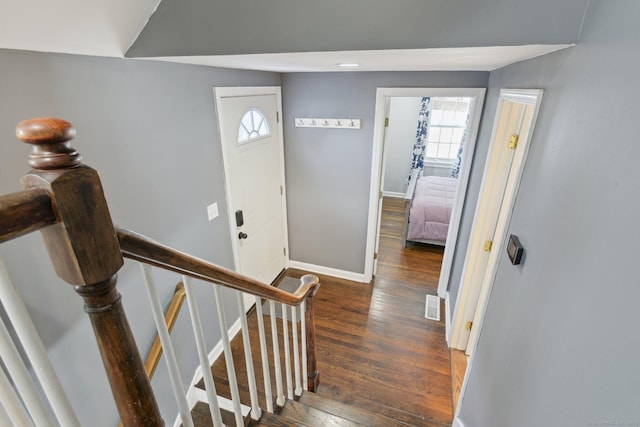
425 97 471 164
238 108 270 145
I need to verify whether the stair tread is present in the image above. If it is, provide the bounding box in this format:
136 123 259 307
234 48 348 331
297 391 412 427
190 401 249 427
278 399 363 427
252 410 309 427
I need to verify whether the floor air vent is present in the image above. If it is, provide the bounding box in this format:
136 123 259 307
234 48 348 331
425 294 441 321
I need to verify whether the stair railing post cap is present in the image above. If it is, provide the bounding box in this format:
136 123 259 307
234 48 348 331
16 117 82 170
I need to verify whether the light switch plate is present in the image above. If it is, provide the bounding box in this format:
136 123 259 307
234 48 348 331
207 203 219 221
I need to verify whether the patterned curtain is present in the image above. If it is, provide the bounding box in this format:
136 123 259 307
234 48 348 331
450 111 471 179
408 97 431 185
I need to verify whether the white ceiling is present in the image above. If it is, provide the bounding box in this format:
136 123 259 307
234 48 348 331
143 45 573 73
0 1 571 72
0 0 160 57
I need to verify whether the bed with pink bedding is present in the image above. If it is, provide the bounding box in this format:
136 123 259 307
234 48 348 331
403 173 458 246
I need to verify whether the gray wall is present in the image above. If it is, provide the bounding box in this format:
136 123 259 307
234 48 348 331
456 1 640 425
0 48 279 426
127 0 588 57
383 97 421 195
281 71 488 274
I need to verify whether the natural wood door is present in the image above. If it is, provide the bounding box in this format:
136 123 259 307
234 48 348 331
451 90 542 356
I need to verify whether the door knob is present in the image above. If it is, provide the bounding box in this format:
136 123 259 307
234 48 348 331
238 232 248 240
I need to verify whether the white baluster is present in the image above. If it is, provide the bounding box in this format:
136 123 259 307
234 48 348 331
254 297 273 413
141 265 194 427
183 276 223 427
268 301 285 406
0 256 79 426
0 318 54 427
291 304 302 396
236 293 261 420
281 303 293 400
0 365 34 427
211 285 244 426
0 397 16 427
301 300 308 391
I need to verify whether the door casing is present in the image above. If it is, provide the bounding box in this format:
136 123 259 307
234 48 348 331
452 89 543 420
450 89 543 354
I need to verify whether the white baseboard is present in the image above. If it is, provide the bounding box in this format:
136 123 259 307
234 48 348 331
289 260 368 283
445 291 452 347
382 191 405 198
452 416 466 427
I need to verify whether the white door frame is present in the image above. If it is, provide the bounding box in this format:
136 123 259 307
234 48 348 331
213 86 290 278
450 89 544 354
365 87 486 287
454 89 543 421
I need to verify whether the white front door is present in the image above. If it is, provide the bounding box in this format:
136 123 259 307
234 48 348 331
215 88 288 309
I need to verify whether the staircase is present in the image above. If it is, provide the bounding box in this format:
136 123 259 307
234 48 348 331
0 117 452 427
190 388 415 427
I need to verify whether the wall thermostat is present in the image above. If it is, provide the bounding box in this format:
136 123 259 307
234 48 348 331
507 234 524 265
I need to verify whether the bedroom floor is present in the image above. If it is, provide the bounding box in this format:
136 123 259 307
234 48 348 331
298 195 454 424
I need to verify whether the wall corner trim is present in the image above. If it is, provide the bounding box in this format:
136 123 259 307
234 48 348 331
452 416 466 427
445 291 452 346
289 260 368 283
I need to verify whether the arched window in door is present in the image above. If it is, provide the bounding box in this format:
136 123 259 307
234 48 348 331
238 108 270 144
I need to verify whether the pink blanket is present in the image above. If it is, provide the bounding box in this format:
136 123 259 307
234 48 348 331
407 176 458 242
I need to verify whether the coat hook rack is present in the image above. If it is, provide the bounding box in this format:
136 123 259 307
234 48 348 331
295 117 361 129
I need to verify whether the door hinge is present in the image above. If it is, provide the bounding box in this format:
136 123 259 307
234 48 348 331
509 134 519 149
379 191 383 200
465 321 473 331
284 247 287 256
374 252 378 260
280 185 283 195
384 117 389 127
483 240 493 252
276 111 280 123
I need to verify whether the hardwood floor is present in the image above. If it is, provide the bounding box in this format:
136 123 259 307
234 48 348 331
449 349 467 412
202 196 454 426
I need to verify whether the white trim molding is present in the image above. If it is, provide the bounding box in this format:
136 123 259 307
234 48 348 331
445 291 452 347
382 191 406 198
452 416 466 427
289 261 368 283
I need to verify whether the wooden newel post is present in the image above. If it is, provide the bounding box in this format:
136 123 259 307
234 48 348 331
302 274 321 392
16 118 163 426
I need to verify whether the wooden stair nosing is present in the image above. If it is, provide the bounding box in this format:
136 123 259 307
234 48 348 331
278 400 363 427
297 391 413 427
251 410 309 427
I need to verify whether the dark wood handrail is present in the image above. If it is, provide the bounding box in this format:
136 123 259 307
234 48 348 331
13 117 163 426
2 116 322 425
0 189 57 244
116 227 320 305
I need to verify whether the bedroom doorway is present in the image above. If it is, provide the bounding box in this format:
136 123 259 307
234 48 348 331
365 88 486 303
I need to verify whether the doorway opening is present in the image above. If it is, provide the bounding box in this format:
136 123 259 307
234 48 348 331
452 88 543 421
365 88 486 312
